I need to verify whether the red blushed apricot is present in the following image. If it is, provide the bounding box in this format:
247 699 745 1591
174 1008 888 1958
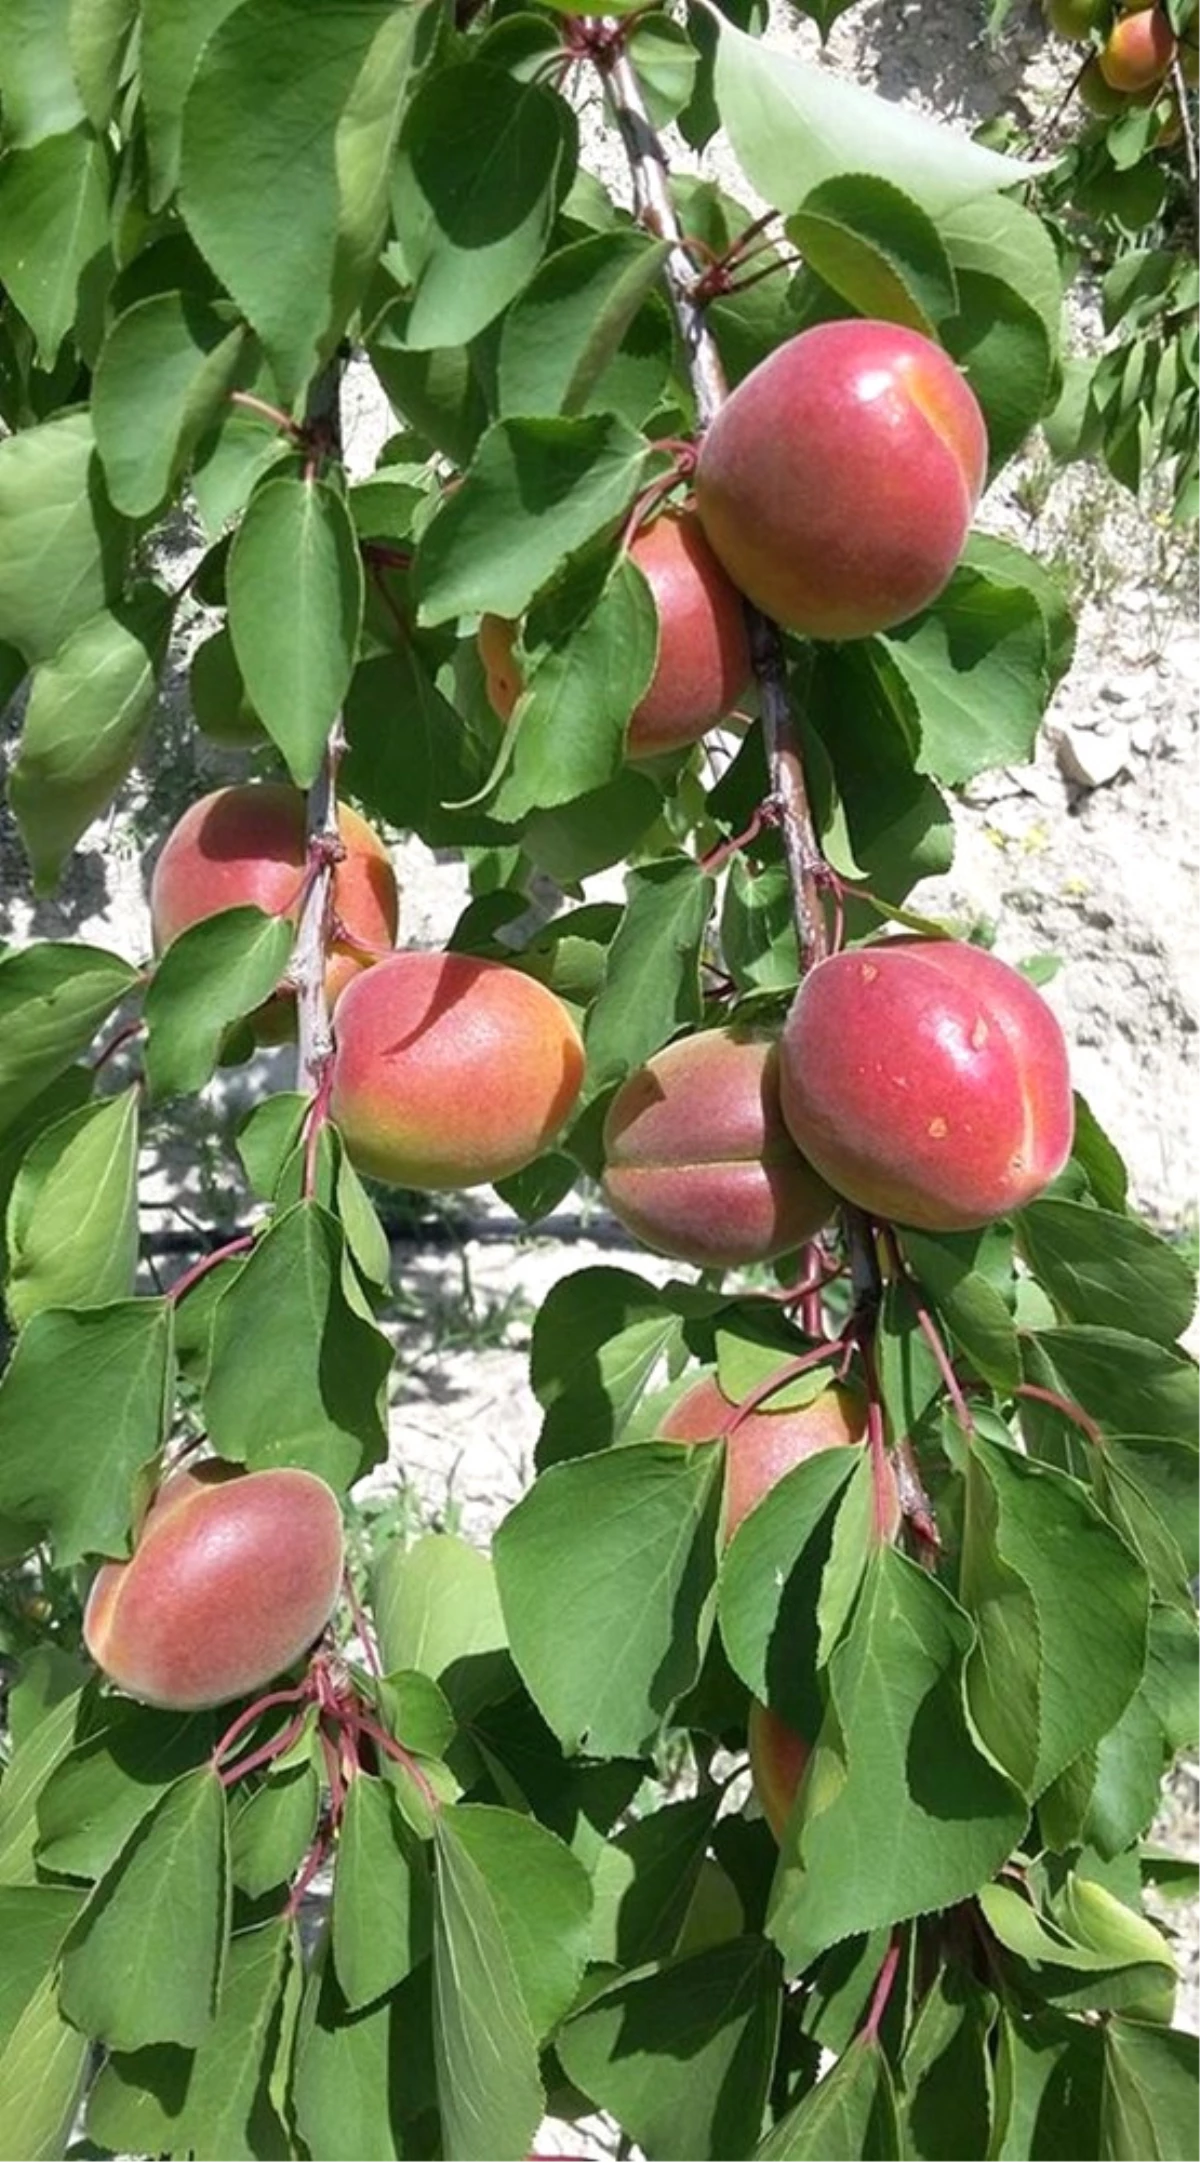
601 1029 834 1269
694 320 987 641
477 508 751 761
149 784 399 1024
660 1372 903 1539
84 1463 344 1711
748 1701 811 1843
1100 9 1176 87
778 941 1074 1232
329 950 585 1189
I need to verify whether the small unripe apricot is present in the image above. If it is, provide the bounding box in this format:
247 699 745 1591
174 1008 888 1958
150 784 398 1024
748 1701 810 1842
694 321 987 641
478 508 751 761
329 950 585 1189
1045 0 1110 36
660 1373 899 1540
601 1028 834 1269
1099 9 1176 87
779 941 1074 1232
84 1462 343 1711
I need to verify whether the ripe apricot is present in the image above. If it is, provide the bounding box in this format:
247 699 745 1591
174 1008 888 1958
660 1372 900 1539
1099 8 1176 87
149 783 398 1025
601 1028 834 1268
748 1701 810 1842
84 1462 343 1711
694 320 987 641
478 507 751 760
329 950 585 1189
778 941 1074 1232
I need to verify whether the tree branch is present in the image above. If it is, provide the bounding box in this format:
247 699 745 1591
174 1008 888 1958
293 360 346 1104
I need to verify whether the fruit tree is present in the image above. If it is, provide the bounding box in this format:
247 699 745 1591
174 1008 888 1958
0 4 1196 2160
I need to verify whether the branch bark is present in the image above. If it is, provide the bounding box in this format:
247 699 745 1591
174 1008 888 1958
293 359 347 1103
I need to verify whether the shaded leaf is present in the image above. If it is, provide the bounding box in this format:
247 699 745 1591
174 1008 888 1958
227 476 364 787
92 291 250 517
433 1809 544 2162
332 1776 432 2012
6 1086 139 1328
0 126 110 367
0 413 130 664
143 906 294 1102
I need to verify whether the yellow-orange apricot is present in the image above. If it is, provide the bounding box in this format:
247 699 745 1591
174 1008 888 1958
748 1701 811 1842
659 1372 899 1540
1099 8 1176 87
329 950 585 1189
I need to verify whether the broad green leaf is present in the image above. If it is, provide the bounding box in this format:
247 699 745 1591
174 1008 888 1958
413 413 648 627
0 0 85 144
1017 1200 1197 1349
204 1201 390 1489
372 1533 508 1710
0 930 136 1129
59 1767 229 2051
490 555 658 822
85 1921 293 2161
0 1970 89 2162
0 1300 172 1565
1097 1433 1199 1602
523 765 665 885
1101 2019 1199 2161
392 63 572 349
36 1700 216 1882
433 1809 544 2162
900 1226 1020 1393
1021 1327 1198 1448
877 565 1049 788
809 643 953 902
757 2032 899 2160
559 1937 781 2162
589 1792 720 1967
789 173 958 333
341 646 508 851
583 858 715 1093
0 1661 87 1887
708 12 1043 220
0 413 130 664
0 126 110 367
92 292 250 517
942 270 1053 471
142 907 294 1101
180 0 415 401
714 1318 839 1411
718 1449 862 1735
0 1885 81 2034
770 1549 1026 1972
960 1434 1149 1798
493 1442 722 1756
960 532 1076 692
332 1776 432 2012
228 1749 320 1897
877 1276 943 1435
533 1266 685 1466
938 192 1062 356
227 476 364 786
138 0 244 206
980 1882 1175 2025
992 2007 1103 2162
9 588 172 891
6 1086 139 1326
1068 1091 1129 1215
900 1968 995 2162
367 317 490 468
497 229 672 418
291 1947 425 2162
437 1806 591 2042
67 0 138 129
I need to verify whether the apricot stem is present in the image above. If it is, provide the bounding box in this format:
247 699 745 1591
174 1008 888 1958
719 1337 845 1439
216 1707 312 1791
229 389 304 439
283 1819 333 1920
168 1233 256 1305
294 361 346 1101
882 1227 975 1438
893 1438 941 1565
698 796 780 875
211 1682 312 1772
863 1935 902 2044
1012 1381 1104 1449
341 1566 383 1679
90 1016 145 1072
355 1712 441 1814
855 1325 899 1547
301 1058 335 1201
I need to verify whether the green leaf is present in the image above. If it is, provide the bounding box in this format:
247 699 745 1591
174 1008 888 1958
67 0 138 130
992 2006 1103 2162
0 943 137 1137
757 2032 899 2160
204 1201 390 1488
901 1968 995 2162
413 413 647 627
960 1433 1149 1798
36 1700 216 1882
1021 1328 1198 1448
9 587 172 892
342 647 511 852
1097 1434 1199 1602
809 643 953 902
6 1086 139 1327
496 228 672 418
960 532 1076 692
900 1227 1020 1393
942 270 1053 471
92 292 251 518
228 1747 320 1897
59 1767 229 2051
140 0 243 208
433 1809 544 2162
85 1920 293 2161
0 1657 87 1887
583 859 716 1093
589 1792 720 1967
708 12 1044 220
391 63 572 350
332 1776 432 2012
0 126 110 368
0 1969 89 2162
770 1549 1026 1972
179 0 417 402
142 906 294 1101
372 1535 507 1719
0 1884 81 2034
494 1442 722 1756
0 1300 173 1565
532 1267 685 1466
980 1881 1175 2023
1102 2019 1199 2160
877 564 1049 788
721 859 799 995
437 1805 591 2041
227 476 364 787
718 1449 862 1735
788 173 958 333
0 0 85 145
291 1946 424 2162
1017 1200 1197 1349
939 192 1062 356
1069 1092 1129 1215
0 412 130 664
558 1937 781 2162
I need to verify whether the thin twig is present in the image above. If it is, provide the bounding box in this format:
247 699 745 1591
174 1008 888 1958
1169 54 1198 188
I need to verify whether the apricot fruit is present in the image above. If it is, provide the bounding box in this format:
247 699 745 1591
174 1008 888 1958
478 507 752 761
778 941 1074 1232
1079 54 1130 111
601 1028 834 1269
84 1462 343 1711
1099 8 1176 87
660 1372 900 1539
329 950 585 1189
748 1701 810 1842
150 784 399 1025
694 320 987 642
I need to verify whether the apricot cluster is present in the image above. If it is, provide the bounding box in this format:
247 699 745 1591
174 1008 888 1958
1044 1 1189 130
